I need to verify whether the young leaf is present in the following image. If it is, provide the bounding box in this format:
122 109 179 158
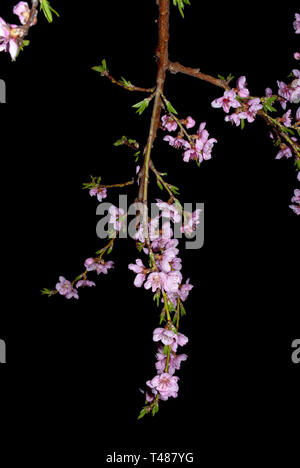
132 99 150 115
137 408 148 420
92 59 108 74
40 0 59 23
165 99 178 115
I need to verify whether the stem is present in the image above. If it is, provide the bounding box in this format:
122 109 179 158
138 0 170 212
168 61 230 90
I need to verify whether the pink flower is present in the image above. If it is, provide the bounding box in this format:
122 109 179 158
147 373 179 400
95 260 114 275
156 199 181 222
144 271 168 293
211 90 240 113
85 259 114 275
76 279 96 288
164 270 182 293
282 109 292 127
163 135 190 149
185 116 196 129
109 205 125 231
236 76 250 98
89 186 107 202
13 2 30 25
170 332 189 352
294 52 300 60
296 107 300 121
84 257 95 269
153 327 177 346
298 172 300 182
128 259 147 287
293 13 300 34
155 345 188 375
178 279 193 302
161 115 178 132
56 276 79 300
291 188 300 204
0 18 19 60
160 247 179 273
275 146 292 159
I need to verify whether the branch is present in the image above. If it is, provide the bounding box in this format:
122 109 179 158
168 60 230 90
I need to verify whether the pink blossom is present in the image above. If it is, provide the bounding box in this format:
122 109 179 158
89 186 107 202
294 52 300 60
275 146 293 159
13 2 30 25
185 116 196 128
296 107 300 121
181 209 201 234
155 345 188 375
147 373 179 400
265 88 273 97
156 199 181 222
236 76 250 98
153 327 177 346
178 279 193 302
109 205 125 231
298 172 300 182
170 332 189 352
293 13 300 34
86 260 114 275
164 270 182 293
76 279 96 288
84 257 95 269
0 18 19 60
282 109 292 127
211 90 240 113
163 135 190 149
183 123 217 163
291 188 300 204
56 276 79 300
160 247 179 273
144 271 168 293
161 115 178 132
128 259 147 287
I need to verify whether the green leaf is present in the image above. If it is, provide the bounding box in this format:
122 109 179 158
169 185 180 195
137 408 148 420
40 0 59 23
152 404 159 416
73 274 83 283
240 119 245 130
180 303 186 317
218 74 225 81
173 0 191 18
132 99 150 115
120 76 132 88
92 59 108 74
113 136 127 146
226 73 235 83
165 99 178 115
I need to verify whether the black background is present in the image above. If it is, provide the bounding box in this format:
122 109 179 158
0 1 299 464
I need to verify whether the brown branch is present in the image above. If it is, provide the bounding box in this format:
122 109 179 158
137 0 170 208
168 60 230 90
105 73 155 93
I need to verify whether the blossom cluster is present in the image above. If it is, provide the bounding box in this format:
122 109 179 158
161 115 217 164
211 76 263 127
55 258 114 299
0 2 35 60
145 327 188 402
